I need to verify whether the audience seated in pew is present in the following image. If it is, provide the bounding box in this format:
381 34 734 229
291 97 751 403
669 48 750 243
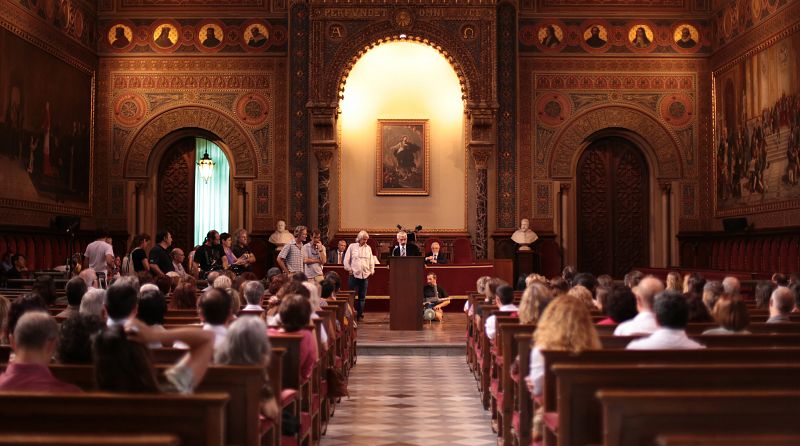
175 287 232 351
485 285 518 341
525 294 601 441
57 314 104 364
79 288 106 319
93 318 213 393
136 288 167 348
703 295 751 335
614 276 664 336
241 280 265 313
105 278 138 328
755 280 776 309
464 275 491 316
168 283 197 310
8 294 47 337
517 282 550 325
767 286 797 323
702 280 724 312
597 286 637 326
214 316 280 421
665 270 681 291
57 277 86 319
626 290 705 350
269 294 318 381
0 312 81 392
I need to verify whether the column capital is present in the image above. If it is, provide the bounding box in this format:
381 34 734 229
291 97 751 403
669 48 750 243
235 181 247 193
470 147 492 170
314 148 335 170
559 182 571 192
660 182 672 193
134 181 146 192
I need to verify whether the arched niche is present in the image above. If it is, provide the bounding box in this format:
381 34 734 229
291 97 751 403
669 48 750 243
122 105 258 180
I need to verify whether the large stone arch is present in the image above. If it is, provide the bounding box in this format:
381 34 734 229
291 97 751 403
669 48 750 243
548 105 683 179
123 105 258 179
316 19 487 106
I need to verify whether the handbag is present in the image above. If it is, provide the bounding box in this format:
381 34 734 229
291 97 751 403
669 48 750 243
326 367 349 398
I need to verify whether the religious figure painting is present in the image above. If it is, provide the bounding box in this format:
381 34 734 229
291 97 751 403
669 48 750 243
674 24 699 49
245 24 268 48
199 23 223 49
0 27 93 214
583 24 608 49
629 25 654 49
714 30 800 216
108 24 133 50
376 120 429 196
153 23 178 48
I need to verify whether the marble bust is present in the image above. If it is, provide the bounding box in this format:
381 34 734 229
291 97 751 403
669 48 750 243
268 220 294 250
511 218 538 251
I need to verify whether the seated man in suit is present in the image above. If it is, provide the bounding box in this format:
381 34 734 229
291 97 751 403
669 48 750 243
329 240 347 265
391 231 421 257
424 241 447 265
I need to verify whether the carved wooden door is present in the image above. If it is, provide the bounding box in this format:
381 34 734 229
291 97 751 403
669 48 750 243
577 137 649 278
157 138 195 253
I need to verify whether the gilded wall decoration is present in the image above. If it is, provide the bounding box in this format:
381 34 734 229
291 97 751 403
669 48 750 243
548 105 683 179
99 18 288 54
12 0 96 49
536 92 572 127
520 18 711 54
114 93 148 127
713 0 792 48
498 2 517 229
289 2 309 226
659 93 694 127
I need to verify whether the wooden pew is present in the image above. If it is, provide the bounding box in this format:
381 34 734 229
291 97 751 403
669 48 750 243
553 363 800 446
495 321 535 446
268 332 312 446
656 434 800 446
0 392 228 446
0 434 180 445
598 390 800 446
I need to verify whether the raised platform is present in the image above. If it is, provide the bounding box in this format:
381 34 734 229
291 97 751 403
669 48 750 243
356 312 467 356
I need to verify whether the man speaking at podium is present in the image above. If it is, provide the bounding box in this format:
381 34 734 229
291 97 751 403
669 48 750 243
391 231 421 257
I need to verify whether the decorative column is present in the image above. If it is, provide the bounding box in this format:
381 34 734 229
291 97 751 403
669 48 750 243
309 106 337 243
559 183 570 269
661 182 672 267
135 181 146 235
235 182 247 229
314 148 334 243
471 148 492 260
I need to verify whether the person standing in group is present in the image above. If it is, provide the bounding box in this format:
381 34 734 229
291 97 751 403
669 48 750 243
277 226 308 275
343 230 375 321
329 240 347 265
84 230 115 284
303 229 327 282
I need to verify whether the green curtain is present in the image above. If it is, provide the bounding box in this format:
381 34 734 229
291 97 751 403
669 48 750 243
194 138 230 246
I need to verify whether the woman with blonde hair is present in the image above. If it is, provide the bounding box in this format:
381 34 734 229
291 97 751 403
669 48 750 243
567 285 595 310
703 296 751 335
526 295 601 396
518 283 551 325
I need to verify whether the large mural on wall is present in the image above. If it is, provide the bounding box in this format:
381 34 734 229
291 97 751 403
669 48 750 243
0 27 93 214
714 29 800 216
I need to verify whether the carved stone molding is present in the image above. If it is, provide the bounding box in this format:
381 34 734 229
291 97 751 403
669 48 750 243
123 105 258 179
548 105 683 179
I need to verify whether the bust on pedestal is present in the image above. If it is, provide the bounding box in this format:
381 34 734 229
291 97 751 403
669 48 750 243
511 218 538 251
268 220 294 251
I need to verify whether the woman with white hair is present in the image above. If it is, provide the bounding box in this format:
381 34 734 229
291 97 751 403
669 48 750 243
79 288 107 320
214 316 279 420
342 230 375 321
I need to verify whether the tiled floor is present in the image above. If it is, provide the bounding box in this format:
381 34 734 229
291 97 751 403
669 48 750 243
322 355 495 446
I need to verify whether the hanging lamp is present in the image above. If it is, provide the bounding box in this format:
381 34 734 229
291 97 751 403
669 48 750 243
197 148 215 183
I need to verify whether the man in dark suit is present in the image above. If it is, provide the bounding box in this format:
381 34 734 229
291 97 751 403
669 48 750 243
391 231 421 257
424 241 448 265
329 240 347 264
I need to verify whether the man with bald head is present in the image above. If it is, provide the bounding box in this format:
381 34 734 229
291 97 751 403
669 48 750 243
614 276 665 336
722 276 741 297
767 286 796 323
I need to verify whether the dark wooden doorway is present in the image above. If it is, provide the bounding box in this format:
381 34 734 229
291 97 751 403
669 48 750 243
577 137 649 278
157 137 195 253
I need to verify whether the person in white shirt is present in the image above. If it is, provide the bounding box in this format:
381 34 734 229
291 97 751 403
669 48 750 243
170 248 188 278
485 285 518 341
84 232 115 277
241 280 265 313
343 230 375 321
627 290 705 350
613 276 664 336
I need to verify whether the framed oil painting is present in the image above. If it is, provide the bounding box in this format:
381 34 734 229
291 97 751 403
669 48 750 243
375 119 429 196
713 29 800 216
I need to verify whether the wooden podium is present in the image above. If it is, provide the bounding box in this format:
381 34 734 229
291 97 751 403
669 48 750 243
389 256 425 330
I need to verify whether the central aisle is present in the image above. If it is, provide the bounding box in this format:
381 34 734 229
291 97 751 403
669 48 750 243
322 355 495 446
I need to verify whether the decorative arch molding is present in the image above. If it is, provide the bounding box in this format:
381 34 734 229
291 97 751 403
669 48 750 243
548 105 683 180
317 20 486 106
123 105 258 179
